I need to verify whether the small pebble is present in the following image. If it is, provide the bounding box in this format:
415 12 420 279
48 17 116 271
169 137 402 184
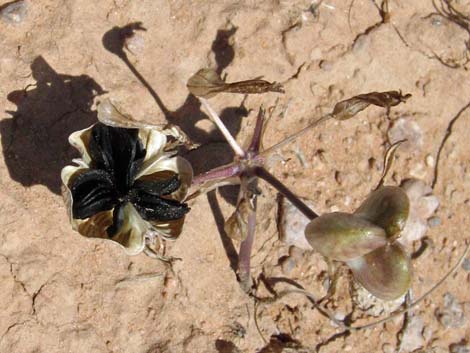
319 60 333 71
422 325 433 341
428 216 441 228
353 34 368 52
351 283 404 317
431 17 443 27
334 170 343 185
400 315 425 352
400 179 439 246
280 256 296 275
432 347 449 353
462 257 470 272
288 246 303 260
435 292 465 328
278 197 314 250
387 117 423 153
0 0 27 24
426 154 435 167
125 33 145 54
382 343 393 353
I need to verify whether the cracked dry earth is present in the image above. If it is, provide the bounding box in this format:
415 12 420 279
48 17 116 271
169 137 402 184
1 0 470 352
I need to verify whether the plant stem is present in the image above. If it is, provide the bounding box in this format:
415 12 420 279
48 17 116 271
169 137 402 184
199 97 246 157
248 107 265 153
191 162 241 186
253 166 318 220
260 114 332 157
237 176 258 293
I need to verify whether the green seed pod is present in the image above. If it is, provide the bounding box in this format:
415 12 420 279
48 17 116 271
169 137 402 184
355 186 410 238
347 242 411 300
305 212 387 261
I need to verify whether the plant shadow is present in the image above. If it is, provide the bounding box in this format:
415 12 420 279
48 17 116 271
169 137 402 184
1 56 104 194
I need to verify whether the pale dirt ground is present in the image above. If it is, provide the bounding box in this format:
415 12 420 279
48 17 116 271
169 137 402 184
1 0 470 352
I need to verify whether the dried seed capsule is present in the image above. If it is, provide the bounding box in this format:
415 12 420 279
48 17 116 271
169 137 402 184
355 186 410 238
305 212 387 261
186 68 226 98
347 242 411 300
62 101 193 255
331 91 411 120
187 68 284 98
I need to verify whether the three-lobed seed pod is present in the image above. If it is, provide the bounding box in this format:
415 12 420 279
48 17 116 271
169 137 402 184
305 186 411 300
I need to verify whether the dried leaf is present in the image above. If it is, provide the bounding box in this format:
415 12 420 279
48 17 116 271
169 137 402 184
186 68 225 98
224 78 285 95
187 68 284 98
97 98 166 130
162 124 199 151
97 99 197 150
224 197 253 241
376 139 406 189
332 91 411 120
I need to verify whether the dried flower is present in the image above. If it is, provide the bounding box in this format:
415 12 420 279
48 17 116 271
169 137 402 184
61 101 193 255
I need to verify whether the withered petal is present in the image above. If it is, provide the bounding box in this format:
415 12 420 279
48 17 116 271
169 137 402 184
107 201 126 237
149 217 186 240
70 169 118 219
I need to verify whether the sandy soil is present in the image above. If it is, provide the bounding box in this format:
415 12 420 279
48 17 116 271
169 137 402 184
1 0 470 352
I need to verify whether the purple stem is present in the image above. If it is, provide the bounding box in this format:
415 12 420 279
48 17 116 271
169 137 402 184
248 108 265 154
237 176 258 293
192 163 241 186
237 198 257 293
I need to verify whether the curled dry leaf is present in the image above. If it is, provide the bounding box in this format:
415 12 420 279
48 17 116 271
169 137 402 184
187 68 284 98
224 197 253 241
97 98 165 130
332 91 411 120
97 98 197 150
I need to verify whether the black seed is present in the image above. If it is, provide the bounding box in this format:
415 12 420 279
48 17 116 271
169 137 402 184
88 123 147 193
132 193 190 222
89 123 114 172
71 169 118 219
133 175 181 196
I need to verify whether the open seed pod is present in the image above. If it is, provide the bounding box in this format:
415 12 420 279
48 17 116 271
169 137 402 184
347 242 411 300
186 68 226 98
61 105 193 256
355 186 410 238
305 212 387 261
187 68 284 98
